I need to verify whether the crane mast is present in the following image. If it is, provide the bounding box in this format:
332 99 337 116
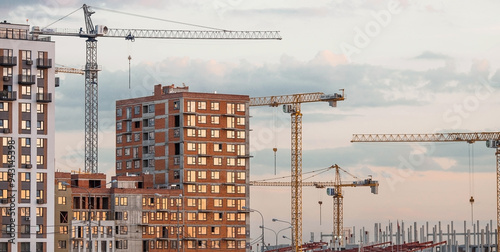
250 91 344 251
32 4 281 173
250 164 378 249
351 131 500 251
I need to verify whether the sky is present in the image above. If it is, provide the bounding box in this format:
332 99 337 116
4 0 500 246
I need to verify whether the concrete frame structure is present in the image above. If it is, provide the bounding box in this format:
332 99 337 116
0 21 56 252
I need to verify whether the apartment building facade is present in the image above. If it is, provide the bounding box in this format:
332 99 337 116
55 172 183 252
115 84 251 250
0 22 56 252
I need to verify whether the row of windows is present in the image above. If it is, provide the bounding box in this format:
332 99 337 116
186 156 247 166
0 85 39 96
0 241 45 252
0 207 44 217
185 184 246 194
1 49 47 60
69 239 128 250
139 239 245 250
1 154 44 165
0 189 44 200
186 129 246 139
2 137 45 147
186 115 245 126
0 171 45 182
187 143 246 155
186 171 245 182
185 101 246 114
0 103 45 114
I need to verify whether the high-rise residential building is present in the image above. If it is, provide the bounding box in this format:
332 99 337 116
0 22 56 251
115 84 250 250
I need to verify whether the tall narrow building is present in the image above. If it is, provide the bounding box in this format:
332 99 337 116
0 22 56 251
116 84 250 250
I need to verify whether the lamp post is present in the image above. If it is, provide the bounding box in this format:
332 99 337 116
276 226 292 246
273 218 294 248
260 226 277 247
283 235 292 244
243 206 266 252
62 180 116 252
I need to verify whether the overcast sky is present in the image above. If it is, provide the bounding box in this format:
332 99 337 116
5 0 500 245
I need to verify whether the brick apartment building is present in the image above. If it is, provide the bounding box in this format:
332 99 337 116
0 22 56 252
114 84 251 251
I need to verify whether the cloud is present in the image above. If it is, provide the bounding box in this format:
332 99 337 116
414 51 451 60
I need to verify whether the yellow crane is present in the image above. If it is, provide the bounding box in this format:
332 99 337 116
250 164 379 247
351 131 500 250
249 92 345 252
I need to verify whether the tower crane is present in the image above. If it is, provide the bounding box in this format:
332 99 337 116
250 164 379 248
351 131 500 251
32 4 281 173
249 91 345 251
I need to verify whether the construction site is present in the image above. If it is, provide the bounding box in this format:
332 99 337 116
0 2 499 252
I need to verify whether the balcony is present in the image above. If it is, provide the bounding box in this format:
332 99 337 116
36 58 52 68
0 56 16 66
18 75 36 85
36 93 52 103
0 91 16 101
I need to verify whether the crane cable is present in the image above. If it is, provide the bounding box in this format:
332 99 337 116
42 6 83 29
252 166 335 183
468 143 475 226
91 6 227 31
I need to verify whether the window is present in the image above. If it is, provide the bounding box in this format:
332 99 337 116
211 116 220 124
214 199 222 207
116 162 122 170
36 104 44 114
21 103 30 112
211 129 220 138
116 122 122 130
21 138 30 147
187 185 196 193
227 144 235 152
235 157 247 167
37 155 44 165
58 196 66 205
237 171 246 180
2 67 12 77
116 108 122 117
227 130 235 139
198 129 206 137
0 103 7 112
36 173 44 182
21 50 31 60
197 171 206 179
187 156 196 165
187 128 196 137
211 102 219 110
173 101 180 110
21 190 30 199
198 143 207 155
186 170 196 182
187 143 196 151
20 172 30 181
227 117 235 128
213 157 222 166
21 120 30 130
187 115 195 126
37 69 44 78
214 212 223 221
21 85 31 95
211 171 219 179
134 105 140 115
227 103 235 114
237 103 246 112
124 148 130 156
21 155 30 164
20 207 30 217
211 185 219 193
36 138 44 148
116 135 122 144
227 172 235 183
58 240 67 249
198 157 207 165
116 148 122 156
237 131 246 139
198 184 207 193
237 117 245 125
198 115 206 124
58 182 67 191
186 101 196 112
37 120 44 130
198 101 206 110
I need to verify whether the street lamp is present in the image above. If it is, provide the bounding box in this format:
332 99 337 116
283 235 292 243
243 206 266 252
156 193 182 252
62 179 117 252
273 218 294 248
276 226 292 246
260 226 277 247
